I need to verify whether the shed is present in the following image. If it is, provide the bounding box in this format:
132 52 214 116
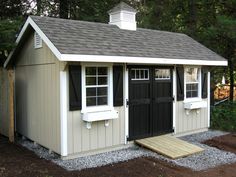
4 2 227 158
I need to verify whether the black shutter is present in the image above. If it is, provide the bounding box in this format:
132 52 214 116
176 66 184 101
69 65 82 111
113 65 123 106
201 67 208 99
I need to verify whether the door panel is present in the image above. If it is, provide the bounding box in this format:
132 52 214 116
152 69 173 135
129 68 151 140
129 66 173 141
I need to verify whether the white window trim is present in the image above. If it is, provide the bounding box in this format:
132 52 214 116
154 68 171 80
34 31 42 49
184 66 202 102
81 63 113 113
131 68 149 81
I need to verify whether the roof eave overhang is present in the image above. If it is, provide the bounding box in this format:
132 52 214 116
4 16 228 68
60 54 228 66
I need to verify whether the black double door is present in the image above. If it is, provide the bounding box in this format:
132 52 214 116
128 66 173 141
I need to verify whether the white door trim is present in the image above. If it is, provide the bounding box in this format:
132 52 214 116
60 71 68 156
172 66 177 133
124 64 129 144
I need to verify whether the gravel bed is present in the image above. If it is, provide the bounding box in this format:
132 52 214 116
179 130 229 143
18 130 236 171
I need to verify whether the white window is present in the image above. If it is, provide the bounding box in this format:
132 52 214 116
85 67 108 106
131 68 149 80
155 69 171 80
34 32 42 49
185 67 201 99
82 64 113 112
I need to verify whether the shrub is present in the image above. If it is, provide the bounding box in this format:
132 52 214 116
211 101 236 132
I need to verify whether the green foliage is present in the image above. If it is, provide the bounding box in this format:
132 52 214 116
0 17 24 61
211 101 236 132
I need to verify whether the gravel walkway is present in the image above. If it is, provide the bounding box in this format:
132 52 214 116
18 130 236 171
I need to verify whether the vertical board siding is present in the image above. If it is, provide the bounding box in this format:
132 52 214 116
15 32 61 154
67 106 125 155
0 68 10 137
175 99 208 134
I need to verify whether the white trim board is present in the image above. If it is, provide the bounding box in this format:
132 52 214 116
207 72 211 127
60 71 68 156
172 66 176 134
61 54 227 66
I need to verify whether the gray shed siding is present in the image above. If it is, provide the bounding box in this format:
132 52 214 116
175 100 209 135
15 32 61 154
67 105 125 155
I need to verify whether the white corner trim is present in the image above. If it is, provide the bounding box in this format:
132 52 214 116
60 71 68 156
207 72 211 127
4 16 62 68
61 54 228 66
124 64 129 143
172 66 176 134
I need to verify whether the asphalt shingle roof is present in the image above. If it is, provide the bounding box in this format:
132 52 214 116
30 16 226 62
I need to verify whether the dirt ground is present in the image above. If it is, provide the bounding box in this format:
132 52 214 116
1 135 236 177
204 133 236 154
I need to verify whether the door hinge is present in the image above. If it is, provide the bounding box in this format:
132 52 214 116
172 96 175 101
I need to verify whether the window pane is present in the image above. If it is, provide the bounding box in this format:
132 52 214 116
186 83 198 98
98 67 107 75
86 97 96 106
155 69 170 80
97 87 107 96
144 70 148 79
97 96 107 105
86 88 96 97
192 91 198 97
86 77 96 85
140 70 144 78
186 68 199 82
131 69 149 80
131 69 135 79
86 67 96 75
98 77 107 85
85 66 109 107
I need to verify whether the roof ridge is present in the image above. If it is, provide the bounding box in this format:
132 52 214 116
30 15 185 36
30 15 119 28
137 27 187 36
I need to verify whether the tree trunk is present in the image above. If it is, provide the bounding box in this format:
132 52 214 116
188 0 197 35
60 0 69 19
36 0 42 15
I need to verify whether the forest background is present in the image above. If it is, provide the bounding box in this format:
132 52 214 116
0 0 236 102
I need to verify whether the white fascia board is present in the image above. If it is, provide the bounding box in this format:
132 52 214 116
4 16 62 68
61 54 228 66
